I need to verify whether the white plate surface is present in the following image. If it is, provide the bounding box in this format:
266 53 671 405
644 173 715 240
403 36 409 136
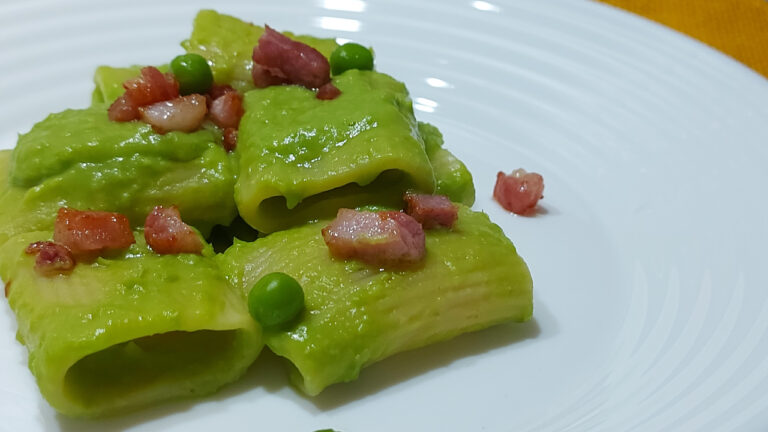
1 1 768 431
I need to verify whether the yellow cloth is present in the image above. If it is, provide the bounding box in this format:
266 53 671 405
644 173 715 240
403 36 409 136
599 0 768 79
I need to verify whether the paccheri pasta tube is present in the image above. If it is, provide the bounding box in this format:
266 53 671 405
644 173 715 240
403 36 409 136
218 205 533 395
7 108 237 236
0 232 261 418
235 70 438 233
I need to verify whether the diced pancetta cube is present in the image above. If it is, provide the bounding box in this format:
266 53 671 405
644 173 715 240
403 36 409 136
403 193 458 229
321 208 425 267
493 169 544 215
144 205 203 255
53 208 135 257
25 241 76 277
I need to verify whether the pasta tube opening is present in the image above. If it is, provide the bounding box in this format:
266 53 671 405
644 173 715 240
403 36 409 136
254 169 414 233
64 330 239 407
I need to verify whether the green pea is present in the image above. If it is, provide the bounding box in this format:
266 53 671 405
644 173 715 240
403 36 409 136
330 42 374 76
170 53 213 95
247 272 305 329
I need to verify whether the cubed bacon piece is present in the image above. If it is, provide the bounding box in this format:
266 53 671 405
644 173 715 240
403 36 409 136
139 94 208 134
108 66 180 122
252 25 332 90
209 91 244 129
144 206 203 255
321 209 425 267
207 84 237 100
25 241 51 255
403 193 458 229
316 82 341 100
251 64 290 88
53 208 135 256
222 127 238 152
124 67 179 106
493 168 545 215
107 95 140 122
25 241 76 277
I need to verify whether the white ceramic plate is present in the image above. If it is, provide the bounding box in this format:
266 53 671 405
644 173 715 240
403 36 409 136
2 0 768 431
